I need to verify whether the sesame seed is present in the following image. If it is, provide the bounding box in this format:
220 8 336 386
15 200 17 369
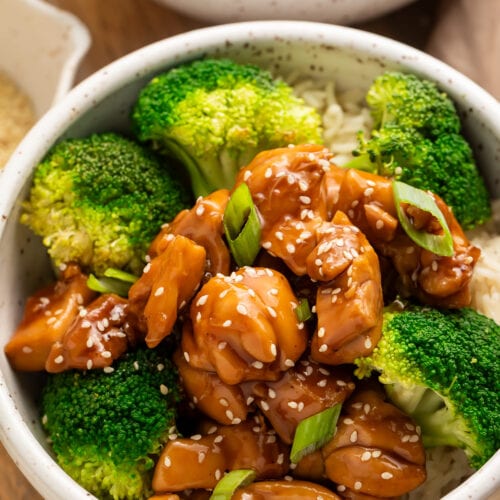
222 319 232 327
184 351 190 363
264 167 273 178
376 219 384 230
164 456 172 467
318 343 328 353
219 398 229 407
343 418 354 425
22 346 32 354
160 384 169 395
352 402 363 409
237 303 248 315
284 358 295 367
196 294 208 306
286 243 296 254
262 241 272 249
225 410 234 420
299 180 309 191
284 475 293 482
86 359 93 370
350 430 358 443
337 485 346 493
431 260 438 271
252 361 264 369
372 450 382 458
354 481 362 490
361 451 372 462
195 204 205 216
266 435 276 444
214 435 224 444
268 388 277 399
190 434 202 441
317 379 327 387
317 327 326 339
103 367 114 374
215 469 222 481
275 231 284 240
101 351 112 359
364 187 374 197
337 380 347 387
218 342 227 350
318 367 330 376
243 170 252 181
381 472 394 480
288 401 298 409
46 317 57 325
54 355 64 364
198 451 206 463
154 286 164 297
277 453 284 464
409 435 420 442
266 306 277 318
261 400 270 411
364 337 372 349
246 396 255 405
300 196 311 205
363 403 371 414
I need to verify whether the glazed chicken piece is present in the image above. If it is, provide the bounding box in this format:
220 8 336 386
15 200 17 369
174 348 250 425
128 234 206 347
322 385 426 498
182 266 308 385
235 144 479 309
309 211 383 365
149 189 231 277
152 418 289 493
4 263 96 371
45 293 134 373
233 480 342 499
249 360 355 444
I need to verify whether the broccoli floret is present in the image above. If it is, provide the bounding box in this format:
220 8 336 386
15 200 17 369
131 58 323 197
355 303 500 469
41 346 183 500
21 132 192 276
345 72 491 229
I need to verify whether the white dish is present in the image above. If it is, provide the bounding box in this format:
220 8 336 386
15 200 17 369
153 0 416 25
0 0 90 117
0 21 498 500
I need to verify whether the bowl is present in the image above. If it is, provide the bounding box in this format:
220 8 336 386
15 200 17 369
0 21 499 500
152 0 417 25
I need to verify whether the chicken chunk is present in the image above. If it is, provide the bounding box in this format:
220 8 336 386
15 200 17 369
322 385 426 497
45 293 134 373
4 264 96 371
128 235 206 347
182 266 308 385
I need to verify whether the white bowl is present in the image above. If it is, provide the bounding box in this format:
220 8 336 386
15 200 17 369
153 0 417 25
0 21 498 500
0 0 90 117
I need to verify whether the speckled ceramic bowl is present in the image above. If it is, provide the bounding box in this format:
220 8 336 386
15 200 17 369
0 21 498 500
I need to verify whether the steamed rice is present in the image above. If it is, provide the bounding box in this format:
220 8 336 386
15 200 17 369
290 77 498 499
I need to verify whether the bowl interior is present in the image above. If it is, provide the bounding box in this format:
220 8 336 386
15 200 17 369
0 22 499 499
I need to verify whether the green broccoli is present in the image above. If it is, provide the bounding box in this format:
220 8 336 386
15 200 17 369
41 346 183 500
355 302 500 469
131 58 323 197
21 132 192 276
345 71 491 229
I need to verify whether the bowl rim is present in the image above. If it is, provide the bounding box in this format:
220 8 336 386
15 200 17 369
0 20 499 500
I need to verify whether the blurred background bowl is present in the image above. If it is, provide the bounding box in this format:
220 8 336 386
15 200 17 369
152 0 417 25
0 20 498 500
0 0 90 116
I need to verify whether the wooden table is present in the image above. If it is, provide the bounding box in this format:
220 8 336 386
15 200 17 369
1 0 498 498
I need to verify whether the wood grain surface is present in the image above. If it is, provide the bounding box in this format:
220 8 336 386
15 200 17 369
1 0 498 499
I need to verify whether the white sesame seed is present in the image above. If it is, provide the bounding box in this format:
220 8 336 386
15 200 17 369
381 472 394 480
190 434 202 440
198 451 206 463
364 187 374 197
286 243 296 254
318 327 326 338
160 384 169 395
219 398 229 407
354 481 362 490
215 469 222 480
164 456 172 467
284 358 295 367
246 396 255 405
337 485 346 492
103 367 114 374
195 204 205 216
214 435 224 444
275 231 284 240
222 319 232 327
86 359 93 370
252 361 264 369
184 351 190 363
364 337 372 350
317 379 327 387
376 219 384 230
22 346 33 354
270 343 277 357
196 294 208 306
243 170 252 181
154 286 164 297
299 196 311 205
361 451 372 462
343 418 354 425
350 430 358 443
318 343 328 353
54 355 64 364
288 401 298 409
277 453 284 464
218 342 227 350
237 303 248 315
266 306 277 318
225 410 234 421
363 403 371 414
372 450 382 458
409 435 420 443
431 260 438 271
101 351 112 359
262 241 272 249
261 401 270 411
268 388 277 399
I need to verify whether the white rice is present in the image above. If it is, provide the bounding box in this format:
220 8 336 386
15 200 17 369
289 74 373 165
467 199 500 323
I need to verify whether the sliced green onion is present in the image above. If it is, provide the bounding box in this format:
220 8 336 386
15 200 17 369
210 469 256 500
295 298 312 322
87 268 138 297
223 182 262 267
290 404 342 464
393 181 454 257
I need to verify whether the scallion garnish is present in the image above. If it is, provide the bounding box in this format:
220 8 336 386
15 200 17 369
393 181 454 257
87 268 138 297
295 298 312 322
210 469 256 500
223 182 262 267
290 404 342 464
